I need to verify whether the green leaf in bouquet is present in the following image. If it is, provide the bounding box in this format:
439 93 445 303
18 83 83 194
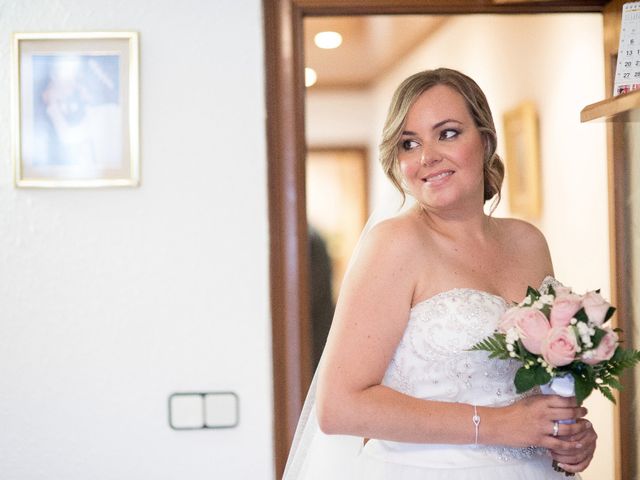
603 375 624 391
520 347 538 364
516 340 537 361
540 303 552 318
597 385 616 404
515 366 537 393
611 347 624 362
574 372 594 406
604 306 616 322
534 366 551 386
590 328 607 349
468 333 511 360
526 286 540 300
574 308 589 324
607 348 640 374
547 284 556 297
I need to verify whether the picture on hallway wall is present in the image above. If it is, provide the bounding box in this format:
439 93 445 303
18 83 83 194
502 101 541 219
11 32 140 187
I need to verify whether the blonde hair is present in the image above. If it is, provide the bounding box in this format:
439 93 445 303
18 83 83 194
379 68 504 211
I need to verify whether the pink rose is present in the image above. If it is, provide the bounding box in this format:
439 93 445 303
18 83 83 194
514 308 551 354
497 307 521 333
582 291 611 327
541 327 578 367
583 328 619 365
550 293 582 327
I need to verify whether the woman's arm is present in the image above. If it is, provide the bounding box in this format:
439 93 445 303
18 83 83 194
315 219 588 450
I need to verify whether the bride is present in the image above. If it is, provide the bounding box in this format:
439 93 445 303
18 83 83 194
285 68 597 479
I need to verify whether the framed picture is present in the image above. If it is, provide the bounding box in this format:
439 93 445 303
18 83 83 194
503 101 541 219
11 32 139 187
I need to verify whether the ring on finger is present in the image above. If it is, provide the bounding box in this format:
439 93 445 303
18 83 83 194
552 421 559 437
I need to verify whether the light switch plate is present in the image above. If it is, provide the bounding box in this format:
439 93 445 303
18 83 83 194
169 393 204 429
168 391 239 430
204 392 239 428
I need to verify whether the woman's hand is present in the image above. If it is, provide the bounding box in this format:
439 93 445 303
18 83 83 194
549 418 597 473
495 395 588 450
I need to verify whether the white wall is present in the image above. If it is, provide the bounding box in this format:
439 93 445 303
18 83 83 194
308 13 612 480
0 1 273 479
306 89 374 147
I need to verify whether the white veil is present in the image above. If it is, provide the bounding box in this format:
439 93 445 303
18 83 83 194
283 191 413 479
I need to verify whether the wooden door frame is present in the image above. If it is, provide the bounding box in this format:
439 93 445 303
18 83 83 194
602 3 634 479
263 1 608 476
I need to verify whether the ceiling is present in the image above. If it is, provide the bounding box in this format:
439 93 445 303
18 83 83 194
304 15 446 89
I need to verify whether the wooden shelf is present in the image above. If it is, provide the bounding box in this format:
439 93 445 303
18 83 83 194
581 89 640 122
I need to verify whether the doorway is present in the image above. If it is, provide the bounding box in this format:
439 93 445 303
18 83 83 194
264 1 609 477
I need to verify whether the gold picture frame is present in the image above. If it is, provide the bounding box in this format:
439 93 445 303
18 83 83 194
11 32 140 188
503 101 541 218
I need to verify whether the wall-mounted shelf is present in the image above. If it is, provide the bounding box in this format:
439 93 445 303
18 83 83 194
581 90 640 122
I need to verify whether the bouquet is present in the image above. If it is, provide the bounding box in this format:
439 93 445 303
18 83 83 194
470 283 640 475
471 283 640 404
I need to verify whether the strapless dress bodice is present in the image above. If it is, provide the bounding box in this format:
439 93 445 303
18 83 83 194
382 288 518 407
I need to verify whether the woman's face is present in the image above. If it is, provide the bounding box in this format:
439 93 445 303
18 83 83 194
397 84 485 213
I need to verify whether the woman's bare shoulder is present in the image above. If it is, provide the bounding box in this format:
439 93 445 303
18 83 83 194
347 210 430 279
494 217 548 250
493 217 553 275
364 210 428 252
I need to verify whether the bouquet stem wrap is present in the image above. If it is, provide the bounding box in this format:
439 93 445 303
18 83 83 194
540 374 575 397
540 374 576 477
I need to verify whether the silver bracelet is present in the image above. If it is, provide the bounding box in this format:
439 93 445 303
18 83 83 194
472 405 481 444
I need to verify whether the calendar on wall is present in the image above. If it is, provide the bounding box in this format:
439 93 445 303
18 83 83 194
614 2 640 95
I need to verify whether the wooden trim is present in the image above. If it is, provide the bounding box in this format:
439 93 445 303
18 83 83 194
607 111 638 480
264 1 610 477
581 90 640 122
263 1 312 477
601 3 625 479
295 0 606 15
607 117 628 480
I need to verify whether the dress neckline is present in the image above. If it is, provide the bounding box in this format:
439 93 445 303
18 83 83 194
410 275 555 312
411 288 509 313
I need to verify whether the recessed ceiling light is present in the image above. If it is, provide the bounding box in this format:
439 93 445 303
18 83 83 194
305 67 317 87
314 31 342 49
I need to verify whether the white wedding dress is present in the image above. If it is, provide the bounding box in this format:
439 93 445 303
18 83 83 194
284 277 578 479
